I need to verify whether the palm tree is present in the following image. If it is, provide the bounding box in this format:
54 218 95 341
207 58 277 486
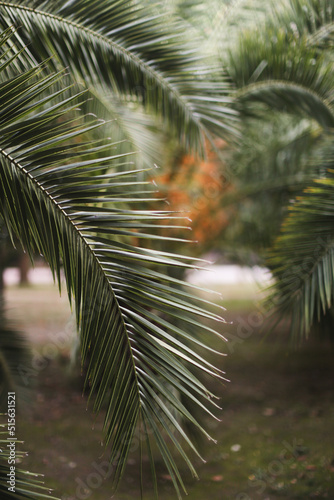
0 0 234 496
224 0 334 340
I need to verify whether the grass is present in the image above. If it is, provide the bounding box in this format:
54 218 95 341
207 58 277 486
3 282 334 499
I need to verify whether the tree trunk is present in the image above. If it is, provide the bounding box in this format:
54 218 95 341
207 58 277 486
19 253 30 286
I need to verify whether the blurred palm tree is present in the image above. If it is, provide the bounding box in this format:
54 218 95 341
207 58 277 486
0 0 235 497
225 0 334 340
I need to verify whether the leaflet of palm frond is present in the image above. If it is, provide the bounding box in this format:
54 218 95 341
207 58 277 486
0 0 238 154
0 32 226 498
267 170 334 341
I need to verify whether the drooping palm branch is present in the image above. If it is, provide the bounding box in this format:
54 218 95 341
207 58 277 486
228 29 334 127
267 170 334 341
0 0 238 156
0 29 226 498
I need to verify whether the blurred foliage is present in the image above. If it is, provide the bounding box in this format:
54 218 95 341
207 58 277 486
150 140 232 255
224 0 334 339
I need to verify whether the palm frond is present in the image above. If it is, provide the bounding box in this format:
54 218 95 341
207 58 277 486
236 80 334 128
267 170 334 341
0 33 226 497
228 22 334 127
0 0 238 153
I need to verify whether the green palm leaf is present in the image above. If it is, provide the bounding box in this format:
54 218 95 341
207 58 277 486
224 0 334 341
267 170 334 340
0 31 226 498
228 25 334 127
0 0 237 153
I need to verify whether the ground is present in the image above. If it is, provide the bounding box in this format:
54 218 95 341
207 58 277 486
3 281 334 500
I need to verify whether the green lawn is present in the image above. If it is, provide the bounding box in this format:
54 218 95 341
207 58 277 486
4 283 334 499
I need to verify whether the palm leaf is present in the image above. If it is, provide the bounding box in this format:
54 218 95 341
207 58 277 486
227 22 334 127
0 33 226 497
267 170 334 341
0 0 237 153
223 0 334 340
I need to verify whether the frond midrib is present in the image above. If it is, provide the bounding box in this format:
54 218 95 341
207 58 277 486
236 79 332 104
235 79 334 126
